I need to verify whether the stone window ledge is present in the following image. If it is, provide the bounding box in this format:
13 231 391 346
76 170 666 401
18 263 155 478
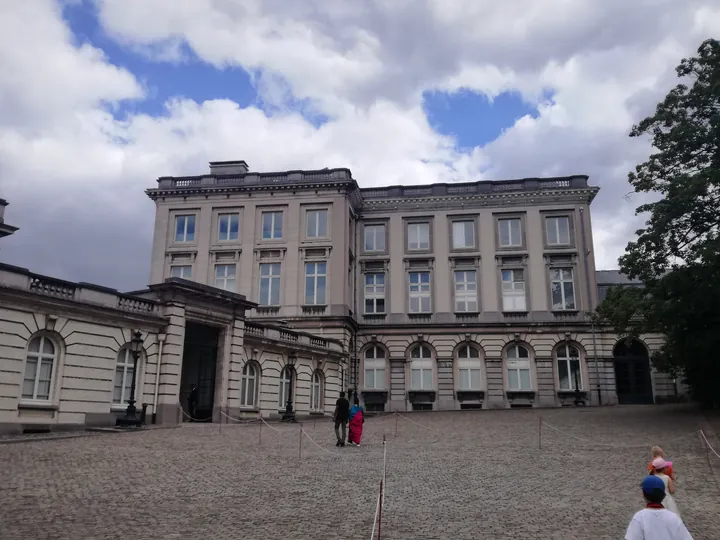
301 305 327 315
18 402 59 411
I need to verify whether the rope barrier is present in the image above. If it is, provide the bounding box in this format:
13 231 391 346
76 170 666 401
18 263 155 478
300 427 343 456
178 404 213 423
369 489 381 540
700 430 720 459
219 410 262 424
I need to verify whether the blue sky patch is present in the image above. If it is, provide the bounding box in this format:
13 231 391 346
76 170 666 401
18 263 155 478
423 90 543 149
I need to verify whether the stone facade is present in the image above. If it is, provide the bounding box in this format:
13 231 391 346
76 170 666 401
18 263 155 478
145 161 684 411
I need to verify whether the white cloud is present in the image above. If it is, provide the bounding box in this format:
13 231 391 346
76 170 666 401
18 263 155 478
0 0 717 289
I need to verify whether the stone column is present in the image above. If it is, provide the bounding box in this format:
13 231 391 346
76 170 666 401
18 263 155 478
156 302 186 424
535 357 557 407
389 358 406 412
224 318 245 418
436 357 455 410
485 357 505 408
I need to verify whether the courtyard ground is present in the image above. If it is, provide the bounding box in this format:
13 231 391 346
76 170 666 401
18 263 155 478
1 404 719 540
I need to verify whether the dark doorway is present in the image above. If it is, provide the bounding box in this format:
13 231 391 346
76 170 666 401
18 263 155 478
180 323 220 422
613 339 654 405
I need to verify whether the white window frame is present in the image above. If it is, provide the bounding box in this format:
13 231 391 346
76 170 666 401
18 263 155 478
410 345 433 390
214 264 237 292
113 347 137 406
218 213 240 242
240 362 259 408
261 211 283 240
454 270 478 312
506 344 532 391
407 222 430 251
259 263 281 306
550 267 576 310
457 345 482 391
174 215 196 243
364 224 386 252
546 216 570 245
278 368 292 408
364 273 386 314
310 370 324 411
557 344 582 391
409 271 431 313
364 346 387 390
501 269 526 311
452 221 475 249
22 335 57 402
170 265 192 279
306 209 328 239
498 218 522 248
304 261 327 305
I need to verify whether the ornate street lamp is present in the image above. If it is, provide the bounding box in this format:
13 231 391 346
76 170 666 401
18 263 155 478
123 330 144 426
282 353 297 422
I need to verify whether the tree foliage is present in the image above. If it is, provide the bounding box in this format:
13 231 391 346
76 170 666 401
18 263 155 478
595 39 720 407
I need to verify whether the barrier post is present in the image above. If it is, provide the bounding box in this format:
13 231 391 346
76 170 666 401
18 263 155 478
258 414 263 445
378 478 383 539
538 416 542 450
394 413 398 437
299 426 303 459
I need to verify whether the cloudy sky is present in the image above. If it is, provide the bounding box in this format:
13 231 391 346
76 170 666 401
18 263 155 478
0 0 718 291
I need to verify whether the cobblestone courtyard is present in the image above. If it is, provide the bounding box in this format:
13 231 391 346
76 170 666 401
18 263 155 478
2 405 719 539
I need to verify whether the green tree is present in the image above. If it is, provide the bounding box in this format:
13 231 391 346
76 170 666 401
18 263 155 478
595 38 720 408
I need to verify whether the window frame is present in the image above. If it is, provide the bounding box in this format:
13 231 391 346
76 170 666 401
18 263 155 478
362 222 388 254
404 218 433 253
456 345 482 391
305 208 329 240
556 343 583 391
449 217 478 251
409 345 433 390
364 272 386 314
278 367 293 409
214 263 237 292
240 362 260 408
506 344 532 391
454 269 478 313
549 267 577 311
408 270 432 314
310 370 324 412
217 212 241 243
170 265 193 279
258 262 282 306
363 346 387 390
260 210 284 241
22 335 59 403
544 215 573 247
112 347 137 407
501 267 527 312
494 214 526 250
304 261 327 306
173 214 197 244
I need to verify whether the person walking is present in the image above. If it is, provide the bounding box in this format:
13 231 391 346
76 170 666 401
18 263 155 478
333 391 350 447
187 385 198 421
625 475 692 540
347 397 365 447
651 457 681 518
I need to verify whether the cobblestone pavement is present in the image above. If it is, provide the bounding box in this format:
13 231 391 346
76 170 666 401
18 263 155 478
2 405 719 539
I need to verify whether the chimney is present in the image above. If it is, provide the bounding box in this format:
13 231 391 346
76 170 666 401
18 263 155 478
209 160 249 176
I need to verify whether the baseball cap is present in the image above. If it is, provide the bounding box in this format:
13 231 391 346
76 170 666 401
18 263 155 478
652 457 668 469
641 475 666 493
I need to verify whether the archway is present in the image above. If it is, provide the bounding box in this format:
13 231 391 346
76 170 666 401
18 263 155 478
613 339 653 405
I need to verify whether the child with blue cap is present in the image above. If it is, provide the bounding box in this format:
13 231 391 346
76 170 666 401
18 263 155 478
625 475 693 540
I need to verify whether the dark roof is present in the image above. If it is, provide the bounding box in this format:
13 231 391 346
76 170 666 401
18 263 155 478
596 270 642 285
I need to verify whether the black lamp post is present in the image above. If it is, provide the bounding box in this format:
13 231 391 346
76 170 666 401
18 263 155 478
123 330 144 426
281 353 297 422
573 366 586 406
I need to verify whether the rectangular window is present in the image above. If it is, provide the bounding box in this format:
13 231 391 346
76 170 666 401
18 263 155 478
218 213 240 242
558 358 582 390
364 224 386 252
407 222 430 250
364 273 386 314
174 215 196 243
306 209 328 238
214 264 236 292
501 269 526 311
261 211 283 239
364 359 386 390
546 216 570 245
454 270 478 312
170 265 192 279
498 218 522 248
259 263 281 305
409 271 431 313
452 221 475 249
458 367 482 390
550 268 576 310
304 262 327 305
410 361 433 390
507 361 532 390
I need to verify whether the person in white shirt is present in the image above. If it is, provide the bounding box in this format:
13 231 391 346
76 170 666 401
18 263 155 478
625 475 693 540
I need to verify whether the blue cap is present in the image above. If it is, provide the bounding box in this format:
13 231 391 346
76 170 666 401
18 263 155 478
641 475 666 493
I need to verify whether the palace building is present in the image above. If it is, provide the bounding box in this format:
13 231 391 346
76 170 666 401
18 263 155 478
0 162 683 433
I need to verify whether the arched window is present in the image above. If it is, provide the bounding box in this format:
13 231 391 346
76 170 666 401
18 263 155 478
364 346 386 390
278 367 293 408
113 347 137 405
23 335 57 401
506 344 531 391
310 370 324 411
410 345 433 390
241 362 260 408
457 345 482 390
556 344 581 390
